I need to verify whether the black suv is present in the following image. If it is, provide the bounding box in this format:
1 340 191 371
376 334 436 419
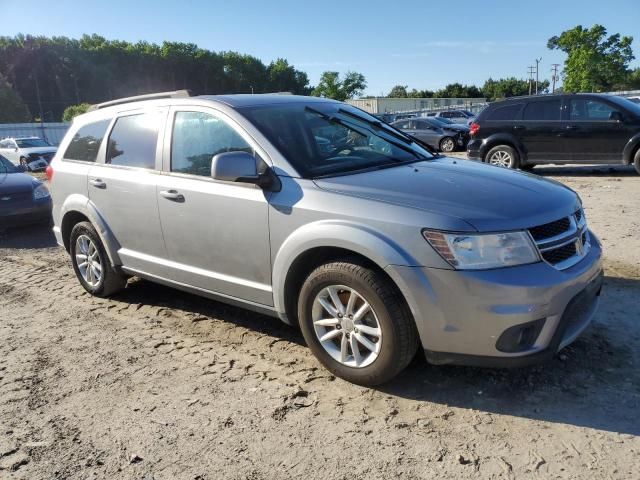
467 94 640 174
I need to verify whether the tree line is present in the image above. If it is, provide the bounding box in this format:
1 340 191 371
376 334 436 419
0 34 312 122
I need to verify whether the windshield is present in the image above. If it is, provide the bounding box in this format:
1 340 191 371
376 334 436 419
16 138 50 148
0 155 19 174
240 103 434 178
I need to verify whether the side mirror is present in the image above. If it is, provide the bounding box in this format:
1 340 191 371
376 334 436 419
609 111 623 122
211 151 276 189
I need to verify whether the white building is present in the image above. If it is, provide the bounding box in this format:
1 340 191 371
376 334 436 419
346 97 486 114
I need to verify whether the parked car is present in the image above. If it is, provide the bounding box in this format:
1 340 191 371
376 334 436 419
50 92 603 386
392 118 468 152
0 137 57 172
427 110 476 125
467 93 640 173
0 155 52 228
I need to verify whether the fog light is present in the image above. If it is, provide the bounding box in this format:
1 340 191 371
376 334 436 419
496 319 545 353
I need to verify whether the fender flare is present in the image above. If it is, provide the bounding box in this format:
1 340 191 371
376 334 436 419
59 195 122 267
271 220 419 318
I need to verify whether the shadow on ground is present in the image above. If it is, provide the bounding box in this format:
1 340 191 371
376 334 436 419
0 223 57 249
533 164 637 177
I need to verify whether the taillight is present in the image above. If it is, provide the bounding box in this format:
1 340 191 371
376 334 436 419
45 165 54 182
469 122 480 137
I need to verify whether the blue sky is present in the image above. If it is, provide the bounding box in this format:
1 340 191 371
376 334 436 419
2 0 639 95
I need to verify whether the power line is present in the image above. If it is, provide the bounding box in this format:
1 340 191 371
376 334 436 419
535 58 542 95
527 66 536 96
551 63 560 93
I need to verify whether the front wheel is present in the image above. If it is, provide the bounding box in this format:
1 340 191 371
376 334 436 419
298 259 418 386
485 145 519 169
634 148 640 175
439 137 456 153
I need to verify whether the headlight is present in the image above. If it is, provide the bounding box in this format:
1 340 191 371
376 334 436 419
422 230 539 270
32 183 50 200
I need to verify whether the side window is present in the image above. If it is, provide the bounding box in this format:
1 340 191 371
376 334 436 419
487 103 523 121
63 119 111 162
171 111 253 177
394 120 410 129
0 140 9 148
106 112 161 169
523 100 561 121
586 100 615 120
440 112 451 118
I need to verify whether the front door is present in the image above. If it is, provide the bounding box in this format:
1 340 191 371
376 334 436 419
156 108 273 306
563 97 631 162
87 109 168 275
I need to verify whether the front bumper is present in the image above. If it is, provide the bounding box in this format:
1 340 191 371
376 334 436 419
385 230 603 367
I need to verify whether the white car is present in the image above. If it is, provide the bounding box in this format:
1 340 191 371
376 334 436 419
0 137 57 171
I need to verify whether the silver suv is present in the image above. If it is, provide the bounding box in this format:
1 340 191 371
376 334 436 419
49 91 603 386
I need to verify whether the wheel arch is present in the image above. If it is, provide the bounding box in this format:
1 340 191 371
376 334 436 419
622 133 640 165
480 134 526 163
272 221 417 327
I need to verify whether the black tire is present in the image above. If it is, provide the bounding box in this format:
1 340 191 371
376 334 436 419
69 221 126 297
298 258 418 386
485 145 519 169
634 148 640 175
439 136 456 153
521 163 536 172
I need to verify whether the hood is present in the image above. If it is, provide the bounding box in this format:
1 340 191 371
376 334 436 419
0 172 38 195
21 146 57 156
314 157 580 232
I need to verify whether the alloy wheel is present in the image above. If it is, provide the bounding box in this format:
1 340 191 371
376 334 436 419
75 235 102 287
440 138 455 152
311 285 382 368
488 150 512 168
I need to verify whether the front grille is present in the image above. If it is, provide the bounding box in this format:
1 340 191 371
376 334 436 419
528 208 589 270
529 217 571 241
542 242 577 264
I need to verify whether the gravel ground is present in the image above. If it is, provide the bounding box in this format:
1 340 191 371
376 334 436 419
1 162 639 479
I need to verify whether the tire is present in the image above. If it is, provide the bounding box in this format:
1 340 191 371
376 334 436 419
298 258 418 386
69 221 126 297
439 137 456 153
485 145 519 169
634 148 640 175
521 163 536 172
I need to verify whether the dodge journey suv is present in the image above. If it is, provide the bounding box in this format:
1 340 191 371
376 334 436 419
49 91 603 386
467 93 640 172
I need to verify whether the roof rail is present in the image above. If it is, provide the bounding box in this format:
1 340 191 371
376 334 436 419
88 90 193 111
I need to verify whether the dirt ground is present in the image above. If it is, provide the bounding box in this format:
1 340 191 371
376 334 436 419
1 163 639 479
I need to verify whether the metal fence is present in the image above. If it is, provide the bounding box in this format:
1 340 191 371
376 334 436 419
0 122 70 146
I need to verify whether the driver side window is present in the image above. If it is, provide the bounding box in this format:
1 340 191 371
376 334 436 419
171 111 253 177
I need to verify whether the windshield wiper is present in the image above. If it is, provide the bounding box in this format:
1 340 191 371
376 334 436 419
305 107 425 161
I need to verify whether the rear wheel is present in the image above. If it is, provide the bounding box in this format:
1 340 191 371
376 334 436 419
298 259 418 386
70 221 126 297
485 145 519 169
634 148 640 175
439 137 456 153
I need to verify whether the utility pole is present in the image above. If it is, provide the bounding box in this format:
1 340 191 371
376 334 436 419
535 58 542 95
551 63 560 93
527 66 535 95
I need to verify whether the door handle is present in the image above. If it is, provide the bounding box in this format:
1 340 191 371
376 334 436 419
159 189 185 202
89 178 106 189
513 125 526 130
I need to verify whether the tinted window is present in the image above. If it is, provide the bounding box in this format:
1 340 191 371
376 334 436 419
393 120 411 129
487 103 523 121
171 111 253 177
106 113 161 169
63 120 111 162
0 155 18 173
569 99 615 121
523 100 561 121
16 138 49 148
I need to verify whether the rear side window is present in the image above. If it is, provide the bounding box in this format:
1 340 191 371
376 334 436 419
487 103 523 121
106 112 161 169
523 100 561 121
171 111 252 177
63 120 111 162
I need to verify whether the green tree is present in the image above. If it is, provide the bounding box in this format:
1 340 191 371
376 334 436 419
547 24 634 92
387 85 408 97
481 77 549 100
62 103 91 121
435 83 483 98
312 71 367 101
0 73 30 122
408 88 434 98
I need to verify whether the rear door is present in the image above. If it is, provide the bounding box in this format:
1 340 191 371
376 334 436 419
87 108 168 275
155 107 272 305
518 98 567 161
412 120 443 148
563 96 630 162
